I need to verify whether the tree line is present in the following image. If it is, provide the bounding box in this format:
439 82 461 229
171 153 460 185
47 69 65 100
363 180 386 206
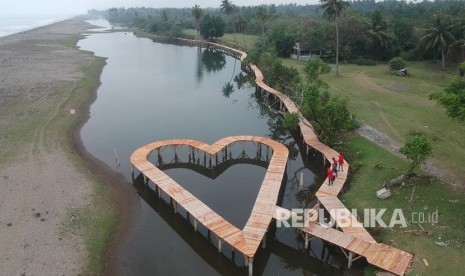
100 0 465 67
96 0 465 137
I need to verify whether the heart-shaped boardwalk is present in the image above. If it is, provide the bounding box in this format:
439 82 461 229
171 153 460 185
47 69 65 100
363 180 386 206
130 38 413 276
131 136 289 261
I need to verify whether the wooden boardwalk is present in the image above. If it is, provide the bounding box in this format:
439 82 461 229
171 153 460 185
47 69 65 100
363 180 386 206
129 36 413 275
250 56 412 275
131 136 289 274
273 207 413 276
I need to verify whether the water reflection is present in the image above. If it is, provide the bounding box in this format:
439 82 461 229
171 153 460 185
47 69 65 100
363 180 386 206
222 82 235 98
233 72 249 90
196 48 227 84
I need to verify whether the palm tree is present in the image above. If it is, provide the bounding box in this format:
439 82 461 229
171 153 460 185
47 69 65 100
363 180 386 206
318 0 350 76
161 9 169 22
367 10 391 47
420 12 455 69
256 6 268 37
235 15 247 49
192 4 203 34
220 0 236 44
366 9 394 59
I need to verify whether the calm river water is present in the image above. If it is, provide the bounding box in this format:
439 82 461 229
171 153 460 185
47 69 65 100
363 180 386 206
78 21 362 276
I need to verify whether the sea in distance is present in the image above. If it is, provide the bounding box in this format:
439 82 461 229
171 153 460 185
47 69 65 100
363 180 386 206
0 15 70 37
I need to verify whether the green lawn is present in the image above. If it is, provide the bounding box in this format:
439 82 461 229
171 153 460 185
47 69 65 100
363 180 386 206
284 59 465 184
282 58 465 274
337 134 465 275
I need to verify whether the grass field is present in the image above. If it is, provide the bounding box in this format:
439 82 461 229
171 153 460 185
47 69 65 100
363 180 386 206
281 58 465 274
284 59 465 185
183 29 260 52
337 134 465 275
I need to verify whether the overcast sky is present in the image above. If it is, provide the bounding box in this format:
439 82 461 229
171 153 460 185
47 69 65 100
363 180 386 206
1 0 319 16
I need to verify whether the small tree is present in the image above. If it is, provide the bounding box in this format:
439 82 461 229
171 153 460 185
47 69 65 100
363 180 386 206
303 59 331 82
388 57 407 71
399 135 432 174
200 14 225 40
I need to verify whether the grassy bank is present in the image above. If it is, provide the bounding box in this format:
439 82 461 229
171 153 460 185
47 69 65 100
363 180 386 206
284 59 465 184
337 135 465 274
183 29 260 52
54 35 118 275
279 58 465 274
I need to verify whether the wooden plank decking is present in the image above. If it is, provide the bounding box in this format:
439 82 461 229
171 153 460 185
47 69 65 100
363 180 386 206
129 38 413 275
131 136 289 258
250 54 413 275
273 207 413 276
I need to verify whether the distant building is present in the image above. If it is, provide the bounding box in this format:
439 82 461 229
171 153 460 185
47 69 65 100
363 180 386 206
290 42 322 61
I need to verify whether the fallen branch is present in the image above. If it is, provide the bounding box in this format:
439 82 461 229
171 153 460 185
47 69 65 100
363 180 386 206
409 185 416 204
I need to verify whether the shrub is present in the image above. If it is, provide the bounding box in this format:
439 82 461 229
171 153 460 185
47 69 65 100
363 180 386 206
399 50 418 61
388 57 407 70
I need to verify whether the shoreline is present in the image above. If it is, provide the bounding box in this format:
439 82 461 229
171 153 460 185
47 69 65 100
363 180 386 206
0 16 136 275
60 18 141 275
71 78 139 276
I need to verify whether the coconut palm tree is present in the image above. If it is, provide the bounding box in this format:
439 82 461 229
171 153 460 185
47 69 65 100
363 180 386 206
192 4 203 34
318 0 350 76
220 0 236 44
420 12 455 69
367 9 391 47
235 15 247 49
256 5 268 37
365 9 394 59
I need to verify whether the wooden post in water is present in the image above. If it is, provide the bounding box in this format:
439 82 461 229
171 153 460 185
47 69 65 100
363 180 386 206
218 238 223 253
304 232 309 249
247 258 254 276
348 251 353 268
299 172 304 190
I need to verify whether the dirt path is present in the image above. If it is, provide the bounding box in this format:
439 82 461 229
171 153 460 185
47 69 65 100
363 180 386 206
0 18 100 275
351 71 464 191
357 123 463 191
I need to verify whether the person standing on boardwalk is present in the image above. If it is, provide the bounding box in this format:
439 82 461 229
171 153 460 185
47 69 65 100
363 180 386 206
332 157 338 177
327 167 334 185
338 153 345 171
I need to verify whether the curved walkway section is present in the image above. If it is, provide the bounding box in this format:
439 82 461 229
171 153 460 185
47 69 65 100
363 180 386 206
130 35 413 275
131 136 289 270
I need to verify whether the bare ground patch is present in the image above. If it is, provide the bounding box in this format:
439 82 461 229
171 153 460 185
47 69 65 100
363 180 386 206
0 18 105 276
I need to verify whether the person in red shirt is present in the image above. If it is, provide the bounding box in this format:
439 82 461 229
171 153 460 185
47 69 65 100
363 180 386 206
338 153 344 171
327 167 334 185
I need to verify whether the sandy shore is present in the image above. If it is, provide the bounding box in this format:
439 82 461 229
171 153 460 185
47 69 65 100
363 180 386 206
0 17 114 275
